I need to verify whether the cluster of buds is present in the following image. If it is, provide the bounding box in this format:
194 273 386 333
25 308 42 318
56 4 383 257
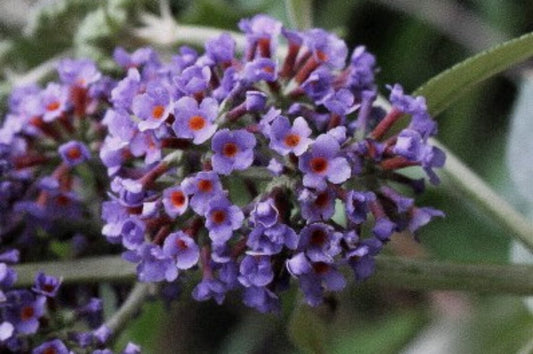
101 14 444 312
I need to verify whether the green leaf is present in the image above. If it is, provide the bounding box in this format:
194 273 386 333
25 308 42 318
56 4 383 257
414 31 533 117
285 0 313 30
288 303 327 354
332 311 426 354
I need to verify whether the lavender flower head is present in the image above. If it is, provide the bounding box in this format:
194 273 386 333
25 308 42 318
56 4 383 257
93 14 445 311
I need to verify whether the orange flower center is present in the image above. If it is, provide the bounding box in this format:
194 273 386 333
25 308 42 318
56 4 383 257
43 347 57 354
211 210 226 224
176 238 188 250
310 229 328 246
317 50 329 62
313 262 330 274
67 147 82 160
222 143 238 157
284 133 300 147
152 105 165 119
46 101 60 111
188 115 206 131
314 191 329 208
171 191 186 207
310 157 328 173
20 306 35 321
198 179 213 192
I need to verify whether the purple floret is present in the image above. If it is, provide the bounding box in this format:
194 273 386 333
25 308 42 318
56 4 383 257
268 116 312 156
205 33 236 64
181 171 223 215
32 339 70 354
298 134 351 190
32 272 61 297
205 196 244 245
132 84 172 131
162 186 189 218
4 290 46 335
211 129 256 175
162 232 199 270
58 141 91 167
172 97 218 144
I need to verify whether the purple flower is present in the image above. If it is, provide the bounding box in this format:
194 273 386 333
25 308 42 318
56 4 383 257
372 217 396 241
205 33 236 64
111 68 141 110
32 339 69 354
127 244 178 282
243 286 280 313
172 97 218 144
408 207 444 233
303 29 347 69
114 47 159 69
298 223 342 263
174 65 211 95
101 201 129 240
299 187 336 222
349 46 376 91
245 91 267 112
268 116 312 156
388 84 427 115
205 196 244 244
347 237 383 282
250 198 279 228
286 253 346 306
132 85 172 131
243 58 277 83
181 171 223 215
122 342 142 354
58 141 91 167
301 67 334 102
0 322 14 342
238 255 274 287
345 190 375 224
4 290 46 334
162 186 189 218
162 232 199 269
323 88 356 116
93 324 112 344
41 83 69 122
299 134 351 190
120 216 146 250
57 58 101 88
32 272 61 297
239 14 282 58
211 129 256 175
192 278 226 305
247 224 298 255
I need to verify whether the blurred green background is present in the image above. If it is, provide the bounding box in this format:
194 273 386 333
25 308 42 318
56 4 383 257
1 0 533 352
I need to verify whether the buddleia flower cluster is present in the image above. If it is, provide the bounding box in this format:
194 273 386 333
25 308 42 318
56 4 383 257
0 60 145 351
0 58 114 254
101 14 445 312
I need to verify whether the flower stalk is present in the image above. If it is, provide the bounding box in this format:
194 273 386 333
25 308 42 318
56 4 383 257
13 255 533 295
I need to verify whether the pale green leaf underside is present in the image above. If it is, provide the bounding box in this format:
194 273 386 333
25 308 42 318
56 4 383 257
414 31 533 116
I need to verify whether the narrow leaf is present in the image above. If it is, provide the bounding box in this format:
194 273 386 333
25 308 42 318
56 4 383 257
288 302 327 354
414 31 533 116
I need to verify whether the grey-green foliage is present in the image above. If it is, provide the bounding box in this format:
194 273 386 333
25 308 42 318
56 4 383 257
74 0 141 68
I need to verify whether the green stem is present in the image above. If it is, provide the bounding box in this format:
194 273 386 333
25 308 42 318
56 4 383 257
105 282 151 343
432 139 533 253
372 256 533 295
13 255 533 295
14 256 136 286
